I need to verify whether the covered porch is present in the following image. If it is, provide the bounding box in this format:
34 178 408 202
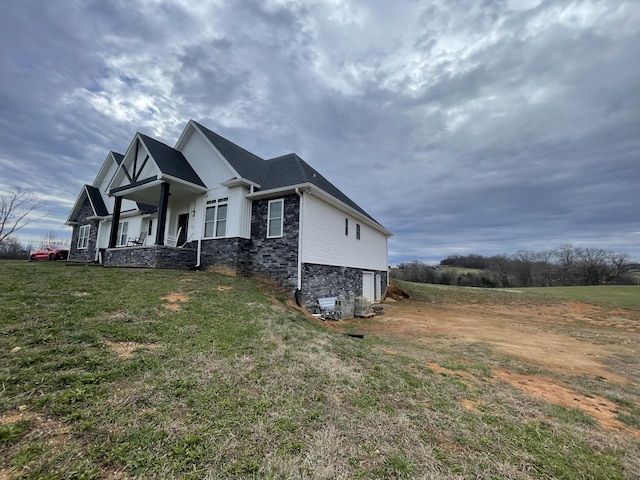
104 132 208 259
108 179 204 249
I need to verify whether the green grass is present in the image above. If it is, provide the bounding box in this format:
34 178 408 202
394 278 640 311
438 266 484 275
1 261 639 478
522 285 640 310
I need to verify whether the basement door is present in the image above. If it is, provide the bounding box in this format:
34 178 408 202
362 272 375 302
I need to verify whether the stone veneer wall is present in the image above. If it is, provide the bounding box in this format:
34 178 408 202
197 238 251 275
247 194 300 292
104 246 196 269
299 263 389 307
68 198 99 262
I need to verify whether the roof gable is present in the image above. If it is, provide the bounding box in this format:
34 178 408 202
190 121 268 184
85 185 109 217
177 120 385 229
138 134 206 187
92 151 124 189
66 185 109 224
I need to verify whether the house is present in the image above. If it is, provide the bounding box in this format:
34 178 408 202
66 120 392 305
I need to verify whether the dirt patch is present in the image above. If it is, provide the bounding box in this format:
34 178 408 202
0 407 72 444
161 292 188 311
104 340 159 359
427 362 478 388
339 295 640 435
386 283 410 300
493 369 639 437
347 299 638 384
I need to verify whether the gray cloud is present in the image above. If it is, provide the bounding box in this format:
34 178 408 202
0 0 638 262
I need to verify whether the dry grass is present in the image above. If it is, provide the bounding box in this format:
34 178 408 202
1 262 639 478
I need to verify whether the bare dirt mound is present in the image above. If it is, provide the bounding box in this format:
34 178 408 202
339 295 640 435
386 282 410 300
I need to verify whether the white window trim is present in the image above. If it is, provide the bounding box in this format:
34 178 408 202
77 224 90 249
116 221 129 247
203 198 228 239
267 198 284 238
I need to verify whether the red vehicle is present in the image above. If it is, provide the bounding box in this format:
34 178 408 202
29 245 69 261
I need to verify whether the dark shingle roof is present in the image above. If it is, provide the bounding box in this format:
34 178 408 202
262 154 375 222
138 133 206 188
85 185 109 217
191 121 383 226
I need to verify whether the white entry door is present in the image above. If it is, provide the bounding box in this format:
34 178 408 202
362 272 374 302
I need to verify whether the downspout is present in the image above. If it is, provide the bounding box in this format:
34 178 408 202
295 188 304 294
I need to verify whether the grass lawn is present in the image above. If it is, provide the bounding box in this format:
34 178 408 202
1 261 639 479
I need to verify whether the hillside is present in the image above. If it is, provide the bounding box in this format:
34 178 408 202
1 262 639 479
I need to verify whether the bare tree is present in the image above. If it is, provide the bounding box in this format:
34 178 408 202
40 231 68 246
0 186 43 245
0 235 29 259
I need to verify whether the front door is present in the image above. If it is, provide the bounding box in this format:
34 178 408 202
177 214 189 245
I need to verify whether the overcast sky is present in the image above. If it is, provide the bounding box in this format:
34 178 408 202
1 0 638 264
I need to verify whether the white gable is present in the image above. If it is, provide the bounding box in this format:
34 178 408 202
109 138 158 192
179 128 235 188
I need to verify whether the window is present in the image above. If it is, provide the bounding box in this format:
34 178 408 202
267 199 284 238
147 219 153 236
345 218 349 236
77 225 90 249
356 223 361 240
204 198 228 238
116 221 128 247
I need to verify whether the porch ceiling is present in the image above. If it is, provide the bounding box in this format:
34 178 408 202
113 179 203 204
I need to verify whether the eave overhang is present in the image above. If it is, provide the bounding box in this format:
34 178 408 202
221 177 261 189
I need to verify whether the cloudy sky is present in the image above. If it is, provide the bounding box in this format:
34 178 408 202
1 0 638 264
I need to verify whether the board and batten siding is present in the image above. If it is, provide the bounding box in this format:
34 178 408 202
301 193 388 271
180 129 235 188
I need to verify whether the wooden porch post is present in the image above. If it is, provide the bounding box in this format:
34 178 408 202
155 182 170 246
108 196 123 248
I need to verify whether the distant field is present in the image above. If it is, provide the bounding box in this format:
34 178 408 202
437 266 483 275
394 279 640 311
521 285 640 311
2 262 639 479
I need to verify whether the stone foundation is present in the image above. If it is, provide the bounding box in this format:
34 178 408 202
299 263 388 307
197 238 251 275
104 246 197 269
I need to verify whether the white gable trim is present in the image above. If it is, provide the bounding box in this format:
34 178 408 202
108 134 159 193
178 120 243 181
92 151 121 188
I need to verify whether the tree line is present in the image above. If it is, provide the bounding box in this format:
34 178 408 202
391 246 639 288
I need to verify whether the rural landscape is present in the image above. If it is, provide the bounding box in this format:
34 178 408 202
1 261 639 479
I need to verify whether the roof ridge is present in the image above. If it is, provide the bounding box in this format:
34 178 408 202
192 121 265 161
